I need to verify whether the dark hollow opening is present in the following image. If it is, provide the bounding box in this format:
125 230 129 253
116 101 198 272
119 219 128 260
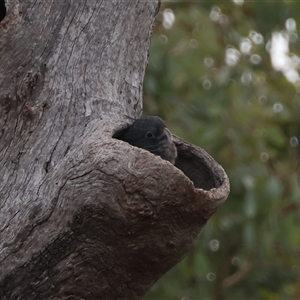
0 0 6 22
113 121 224 191
174 145 223 191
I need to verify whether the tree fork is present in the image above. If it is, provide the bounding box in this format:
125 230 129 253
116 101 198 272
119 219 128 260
0 1 229 299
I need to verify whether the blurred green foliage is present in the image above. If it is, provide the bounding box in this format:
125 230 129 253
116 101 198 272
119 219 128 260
143 1 300 299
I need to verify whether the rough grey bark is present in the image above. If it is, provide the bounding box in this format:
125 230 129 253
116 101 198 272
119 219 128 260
0 1 229 299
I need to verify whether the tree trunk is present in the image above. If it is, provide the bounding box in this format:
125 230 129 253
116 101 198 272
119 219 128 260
0 1 229 299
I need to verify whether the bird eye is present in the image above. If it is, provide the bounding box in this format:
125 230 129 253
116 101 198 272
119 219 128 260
146 131 153 138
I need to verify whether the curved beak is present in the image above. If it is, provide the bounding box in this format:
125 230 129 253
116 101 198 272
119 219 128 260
158 127 173 143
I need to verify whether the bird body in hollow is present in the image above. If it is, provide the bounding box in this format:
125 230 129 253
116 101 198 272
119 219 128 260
113 116 177 164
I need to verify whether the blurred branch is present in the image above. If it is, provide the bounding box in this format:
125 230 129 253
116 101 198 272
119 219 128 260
222 262 253 288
